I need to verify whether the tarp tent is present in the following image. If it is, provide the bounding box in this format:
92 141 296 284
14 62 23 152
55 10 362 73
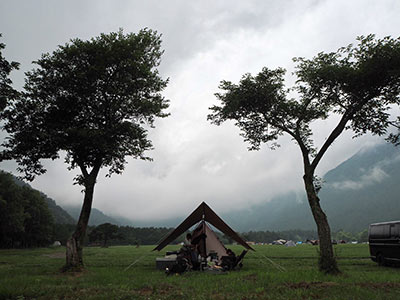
153 202 254 259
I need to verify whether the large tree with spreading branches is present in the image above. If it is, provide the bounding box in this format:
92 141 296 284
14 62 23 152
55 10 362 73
208 35 400 274
1 29 169 270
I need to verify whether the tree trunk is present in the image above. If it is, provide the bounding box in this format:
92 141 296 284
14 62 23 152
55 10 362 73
63 174 97 271
303 172 340 274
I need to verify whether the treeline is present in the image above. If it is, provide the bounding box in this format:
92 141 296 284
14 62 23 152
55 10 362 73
332 229 368 243
86 225 319 246
92 225 175 246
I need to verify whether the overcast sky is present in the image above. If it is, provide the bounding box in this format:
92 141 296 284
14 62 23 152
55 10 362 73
1 0 399 223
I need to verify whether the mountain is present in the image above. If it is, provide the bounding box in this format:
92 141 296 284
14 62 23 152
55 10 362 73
223 142 400 233
321 142 400 232
42 196 76 224
9 172 75 224
64 205 121 226
6 170 123 226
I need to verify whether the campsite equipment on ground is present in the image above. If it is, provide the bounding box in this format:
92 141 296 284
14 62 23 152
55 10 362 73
220 249 248 271
156 256 178 270
153 202 254 272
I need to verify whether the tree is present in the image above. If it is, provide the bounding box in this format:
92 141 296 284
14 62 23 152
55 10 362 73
89 223 120 247
1 29 169 270
208 35 400 274
0 34 19 110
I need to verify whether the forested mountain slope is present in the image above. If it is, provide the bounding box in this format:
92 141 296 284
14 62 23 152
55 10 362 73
10 173 75 224
224 143 400 232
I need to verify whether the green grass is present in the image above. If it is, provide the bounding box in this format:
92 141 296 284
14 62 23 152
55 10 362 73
0 244 399 299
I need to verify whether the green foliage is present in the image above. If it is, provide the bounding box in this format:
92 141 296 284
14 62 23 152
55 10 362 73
332 229 369 243
209 34 400 158
332 230 354 242
294 34 400 139
0 33 19 110
42 196 76 225
51 223 76 245
0 171 54 248
108 226 174 246
9 171 76 225
89 223 120 247
1 28 169 182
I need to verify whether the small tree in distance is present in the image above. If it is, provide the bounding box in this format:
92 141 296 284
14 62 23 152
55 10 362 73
89 223 120 247
1 29 169 271
208 35 400 274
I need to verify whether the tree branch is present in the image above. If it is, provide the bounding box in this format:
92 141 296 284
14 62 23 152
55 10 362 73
310 96 368 171
78 162 89 178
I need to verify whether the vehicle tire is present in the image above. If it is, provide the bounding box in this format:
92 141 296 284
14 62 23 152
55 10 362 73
377 253 386 266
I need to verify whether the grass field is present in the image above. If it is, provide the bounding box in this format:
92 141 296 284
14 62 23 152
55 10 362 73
0 244 399 299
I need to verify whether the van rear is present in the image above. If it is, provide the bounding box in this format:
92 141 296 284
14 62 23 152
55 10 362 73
368 221 400 266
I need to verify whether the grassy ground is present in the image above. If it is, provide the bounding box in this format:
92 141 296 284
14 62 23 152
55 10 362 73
0 244 399 299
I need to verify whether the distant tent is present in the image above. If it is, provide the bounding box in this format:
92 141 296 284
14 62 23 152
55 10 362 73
52 241 61 247
284 240 296 247
153 202 254 258
272 239 286 245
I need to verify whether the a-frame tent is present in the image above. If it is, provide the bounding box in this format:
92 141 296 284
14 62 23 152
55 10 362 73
153 202 254 259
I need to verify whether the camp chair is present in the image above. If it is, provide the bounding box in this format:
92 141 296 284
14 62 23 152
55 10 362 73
232 250 248 270
221 250 248 271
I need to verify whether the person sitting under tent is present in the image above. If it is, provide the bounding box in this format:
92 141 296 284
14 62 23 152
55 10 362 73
184 233 192 246
183 233 199 268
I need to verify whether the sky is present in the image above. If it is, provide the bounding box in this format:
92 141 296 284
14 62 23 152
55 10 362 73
0 0 399 223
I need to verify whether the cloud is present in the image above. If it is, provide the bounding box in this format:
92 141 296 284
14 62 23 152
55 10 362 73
330 167 389 190
0 0 400 222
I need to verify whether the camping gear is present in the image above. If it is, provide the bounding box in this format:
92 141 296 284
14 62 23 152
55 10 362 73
221 250 248 271
156 257 178 270
153 202 254 271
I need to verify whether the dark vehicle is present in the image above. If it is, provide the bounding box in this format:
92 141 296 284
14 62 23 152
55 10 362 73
369 221 400 266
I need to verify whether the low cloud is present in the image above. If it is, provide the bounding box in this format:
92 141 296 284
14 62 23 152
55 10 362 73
330 167 389 191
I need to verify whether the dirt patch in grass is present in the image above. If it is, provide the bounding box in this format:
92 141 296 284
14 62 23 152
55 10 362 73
157 283 174 295
242 273 258 282
137 286 153 296
210 292 229 300
43 252 65 258
356 282 400 290
285 281 338 289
